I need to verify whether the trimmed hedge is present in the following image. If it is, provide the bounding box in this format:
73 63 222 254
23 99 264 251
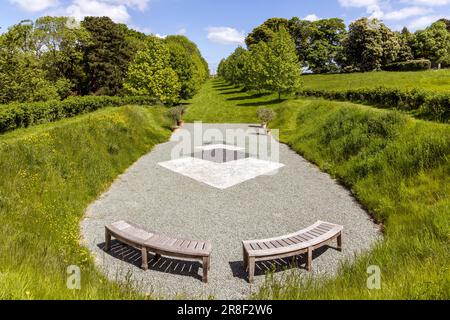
298 87 449 122
0 96 158 134
382 59 432 72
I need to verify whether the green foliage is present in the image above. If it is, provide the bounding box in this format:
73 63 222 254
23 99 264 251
256 108 276 124
124 37 181 105
383 59 431 71
340 18 400 71
219 29 301 99
166 105 186 124
0 106 170 299
299 87 449 122
415 21 450 67
0 95 157 134
255 100 450 299
81 17 133 95
165 35 209 99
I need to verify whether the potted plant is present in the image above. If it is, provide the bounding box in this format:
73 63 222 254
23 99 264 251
176 105 187 127
256 108 276 135
167 106 184 132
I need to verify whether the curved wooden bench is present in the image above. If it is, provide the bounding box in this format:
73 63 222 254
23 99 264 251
105 220 212 283
242 221 343 283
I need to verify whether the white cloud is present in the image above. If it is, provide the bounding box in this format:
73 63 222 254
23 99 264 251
103 0 149 11
401 0 450 6
154 33 167 39
9 0 59 12
207 27 245 45
177 28 187 35
383 6 432 20
303 14 320 21
338 0 384 19
66 0 131 23
408 14 446 29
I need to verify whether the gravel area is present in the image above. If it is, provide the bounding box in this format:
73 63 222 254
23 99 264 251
81 124 381 299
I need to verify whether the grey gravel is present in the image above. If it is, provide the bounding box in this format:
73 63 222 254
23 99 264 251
81 124 381 300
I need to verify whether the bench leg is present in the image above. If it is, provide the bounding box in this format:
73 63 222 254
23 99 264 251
141 247 148 270
104 230 111 252
243 246 248 271
337 233 343 252
306 247 312 271
202 257 209 283
208 256 211 271
248 257 255 284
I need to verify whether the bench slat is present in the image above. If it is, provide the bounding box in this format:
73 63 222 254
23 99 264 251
243 221 343 257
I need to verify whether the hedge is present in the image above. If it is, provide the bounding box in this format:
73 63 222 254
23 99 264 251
382 59 432 72
0 96 158 134
298 87 449 123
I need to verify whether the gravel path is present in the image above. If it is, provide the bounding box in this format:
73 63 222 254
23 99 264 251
81 124 381 299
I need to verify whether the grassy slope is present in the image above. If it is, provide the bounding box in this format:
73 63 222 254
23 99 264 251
302 69 450 92
187 79 450 299
0 105 171 299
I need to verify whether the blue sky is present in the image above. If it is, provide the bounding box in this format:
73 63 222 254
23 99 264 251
1 0 450 71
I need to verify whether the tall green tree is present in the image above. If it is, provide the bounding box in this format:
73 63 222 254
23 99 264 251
415 21 450 67
306 18 346 73
0 20 59 103
341 18 399 71
124 37 181 105
81 16 132 95
262 28 302 100
165 35 209 99
34 16 91 97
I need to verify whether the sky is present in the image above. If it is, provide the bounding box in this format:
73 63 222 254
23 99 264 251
1 0 450 72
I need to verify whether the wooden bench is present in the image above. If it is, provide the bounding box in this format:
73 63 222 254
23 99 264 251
242 221 343 283
104 220 212 283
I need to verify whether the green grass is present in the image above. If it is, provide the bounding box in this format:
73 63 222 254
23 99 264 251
186 79 450 299
184 80 290 123
0 105 171 299
302 69 450 93
1 78 448 299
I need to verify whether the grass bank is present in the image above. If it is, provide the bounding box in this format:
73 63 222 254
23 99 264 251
187 79 450 299
302 69 450 93
255 99 450 299
0 105 170 299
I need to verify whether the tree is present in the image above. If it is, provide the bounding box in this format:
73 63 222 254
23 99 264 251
124 37 181 105
34 16 91 96
341 18 399 71
305 18 346 73
415 21 450 67
396 27 414 62
0 20 59 103
81 16 132 95
245 18 290 47
165 35 209 99
262 28 302 100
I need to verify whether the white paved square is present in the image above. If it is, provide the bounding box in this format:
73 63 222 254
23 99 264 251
158 156 285 189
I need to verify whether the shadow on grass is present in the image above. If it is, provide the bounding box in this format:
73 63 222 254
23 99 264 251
227 92 271 101
237 99 286 107
98 240 204 282
220 89 247 95
228 246 331 283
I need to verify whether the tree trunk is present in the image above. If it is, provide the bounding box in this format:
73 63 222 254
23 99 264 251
278 92 281 101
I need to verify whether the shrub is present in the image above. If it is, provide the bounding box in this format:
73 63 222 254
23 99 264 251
257 108 276 125
166 105 186 125
382 59 432 72
0 96 157 134
298 87 449 123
